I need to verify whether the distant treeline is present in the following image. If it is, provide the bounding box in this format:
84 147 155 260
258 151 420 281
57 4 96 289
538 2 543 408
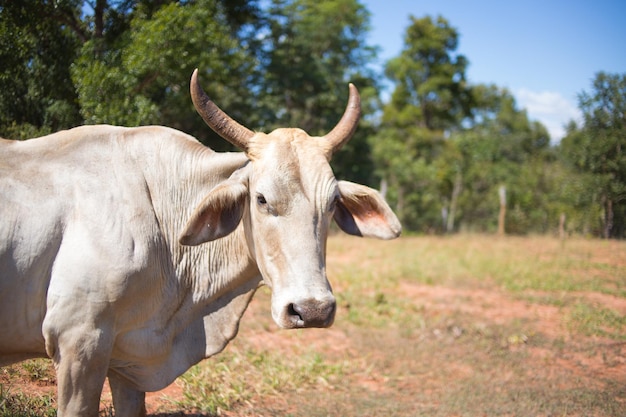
1 0 624 238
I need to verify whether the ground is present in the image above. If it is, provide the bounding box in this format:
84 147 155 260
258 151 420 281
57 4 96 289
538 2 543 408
2 235 625 416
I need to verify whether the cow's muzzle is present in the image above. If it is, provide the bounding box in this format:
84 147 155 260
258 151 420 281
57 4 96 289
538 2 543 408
286 298 336 328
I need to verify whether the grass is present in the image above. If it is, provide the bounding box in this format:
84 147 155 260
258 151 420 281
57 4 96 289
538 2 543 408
167 234 625 416
568 301 626 339
2 234 625 416
353 234 622 293
175 347 347 415
0 360 56 417
330 234 626 332
0 384 56 417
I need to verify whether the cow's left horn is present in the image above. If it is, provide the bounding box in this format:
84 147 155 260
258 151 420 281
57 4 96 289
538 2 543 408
190 69 254 151
324 83 361 154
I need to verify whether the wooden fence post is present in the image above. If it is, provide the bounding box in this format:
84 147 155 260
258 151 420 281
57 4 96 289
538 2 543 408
498 185 506 236
559 213 566 240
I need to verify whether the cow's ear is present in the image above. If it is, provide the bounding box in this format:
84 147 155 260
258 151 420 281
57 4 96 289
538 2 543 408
333 180 402 240
179 181 248 246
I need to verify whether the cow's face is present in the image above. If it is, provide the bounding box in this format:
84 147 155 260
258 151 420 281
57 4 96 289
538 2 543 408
179 69 401 329
242 129 338 328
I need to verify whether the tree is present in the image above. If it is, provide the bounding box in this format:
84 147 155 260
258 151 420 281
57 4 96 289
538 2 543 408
560 72 626 238
449 85 552 234
373 15 471 232
0 0 261 149
71 0 258 150
0 0 83 138
262 0 380 184
264 0 376 131
383 15 471 132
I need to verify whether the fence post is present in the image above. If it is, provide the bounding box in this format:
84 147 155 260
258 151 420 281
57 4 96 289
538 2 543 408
498 185 506 236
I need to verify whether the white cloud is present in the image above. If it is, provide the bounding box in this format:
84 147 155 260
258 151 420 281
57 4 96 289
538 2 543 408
515 88 581 143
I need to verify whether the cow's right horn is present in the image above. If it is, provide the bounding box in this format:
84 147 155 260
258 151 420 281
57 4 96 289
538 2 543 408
190 69 254 151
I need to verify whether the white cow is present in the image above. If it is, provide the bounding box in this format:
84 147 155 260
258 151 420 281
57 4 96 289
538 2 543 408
0 69 401 416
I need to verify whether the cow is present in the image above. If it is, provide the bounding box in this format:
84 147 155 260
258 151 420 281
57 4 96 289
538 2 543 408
0 69 401 417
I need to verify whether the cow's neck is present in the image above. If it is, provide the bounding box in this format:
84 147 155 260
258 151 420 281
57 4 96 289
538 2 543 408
176 225 260 302
135 137 258 303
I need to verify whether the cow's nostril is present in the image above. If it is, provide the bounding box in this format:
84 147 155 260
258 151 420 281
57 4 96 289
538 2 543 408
288 303 301 318
287 303 304 326
286 299 336 328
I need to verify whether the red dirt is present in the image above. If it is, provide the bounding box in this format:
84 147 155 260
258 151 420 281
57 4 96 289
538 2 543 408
3 280 625 416
2 237 625 416
3 279 625 416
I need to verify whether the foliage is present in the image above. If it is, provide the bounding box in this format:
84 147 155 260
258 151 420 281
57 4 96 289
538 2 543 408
0 0 82 139
369 14 625 238
1 2 624 238
383 15 471 131
263 0 376 132
560 72 626 238
70 0 258 150
448 86 554 234
373 15 471 232
262 0 381 184
373 16 557 235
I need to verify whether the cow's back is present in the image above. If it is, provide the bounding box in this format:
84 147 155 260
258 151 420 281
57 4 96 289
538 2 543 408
0 126 173 363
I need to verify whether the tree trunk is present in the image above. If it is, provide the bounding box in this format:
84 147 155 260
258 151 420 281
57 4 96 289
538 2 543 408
95 0 106 39
446 171 462 233
559 213 566 240
498 185 506 236
380 178 388 200
604 197 614 239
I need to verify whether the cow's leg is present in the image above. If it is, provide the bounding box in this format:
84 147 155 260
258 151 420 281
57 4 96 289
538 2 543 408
108 373 147 417
43 298 113 417
50 329 111 416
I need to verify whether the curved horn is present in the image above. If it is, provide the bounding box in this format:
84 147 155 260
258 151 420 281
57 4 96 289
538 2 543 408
190 68 254 151
324 83 361 154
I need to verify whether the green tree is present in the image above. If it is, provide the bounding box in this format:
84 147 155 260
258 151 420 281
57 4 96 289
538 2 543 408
71 0 257 150
449 85 552 234
373 15 471 232
262 0 380 184
0 0 83 138
384 15 471 131
560 72 626 238
544 131 604 237
0 0 261 148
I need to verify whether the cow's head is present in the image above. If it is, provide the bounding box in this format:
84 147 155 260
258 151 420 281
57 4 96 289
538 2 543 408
180 69 401 329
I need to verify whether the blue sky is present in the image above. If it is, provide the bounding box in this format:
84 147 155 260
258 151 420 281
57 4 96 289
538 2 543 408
360 0 626 141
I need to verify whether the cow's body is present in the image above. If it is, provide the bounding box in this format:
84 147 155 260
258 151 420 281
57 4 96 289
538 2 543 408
0 71 400 416
1 125 255 383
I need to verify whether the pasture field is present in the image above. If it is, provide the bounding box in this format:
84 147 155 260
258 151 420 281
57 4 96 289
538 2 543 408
2 234 625 416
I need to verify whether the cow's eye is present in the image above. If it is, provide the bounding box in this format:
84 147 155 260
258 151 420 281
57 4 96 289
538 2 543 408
256 193 277 216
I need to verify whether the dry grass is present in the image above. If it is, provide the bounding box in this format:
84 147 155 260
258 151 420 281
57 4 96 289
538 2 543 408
218 234 626 416
2 234 625 416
